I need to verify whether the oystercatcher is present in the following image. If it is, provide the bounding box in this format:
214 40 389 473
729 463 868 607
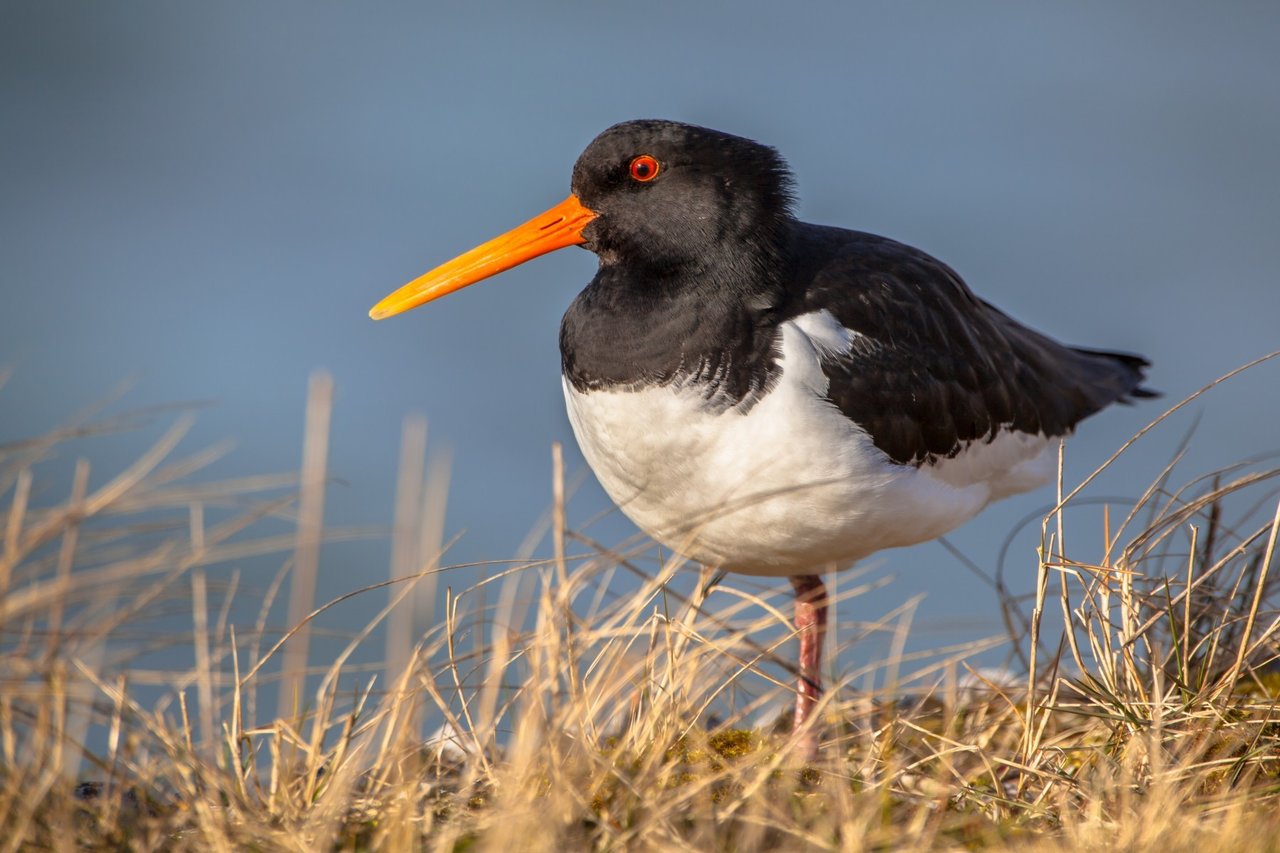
370 120 1153 756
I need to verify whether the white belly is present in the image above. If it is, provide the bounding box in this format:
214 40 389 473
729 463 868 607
562 312 1055 576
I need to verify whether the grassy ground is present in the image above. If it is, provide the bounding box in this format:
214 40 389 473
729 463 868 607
3 361 1280 851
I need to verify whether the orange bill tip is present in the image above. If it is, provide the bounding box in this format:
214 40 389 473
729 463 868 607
369 194 596 321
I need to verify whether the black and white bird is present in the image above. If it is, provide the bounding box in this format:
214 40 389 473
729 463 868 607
370 120 1153 756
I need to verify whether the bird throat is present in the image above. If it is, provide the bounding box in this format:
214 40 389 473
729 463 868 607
559 250 794 413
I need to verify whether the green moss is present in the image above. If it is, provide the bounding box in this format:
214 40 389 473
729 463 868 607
708 728 756 760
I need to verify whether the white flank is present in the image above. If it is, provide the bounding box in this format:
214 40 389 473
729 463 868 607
563 310 1054 576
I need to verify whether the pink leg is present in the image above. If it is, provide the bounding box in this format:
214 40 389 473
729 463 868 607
790 574 827 759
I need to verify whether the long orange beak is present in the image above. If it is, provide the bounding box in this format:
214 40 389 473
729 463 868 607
369 194 596 320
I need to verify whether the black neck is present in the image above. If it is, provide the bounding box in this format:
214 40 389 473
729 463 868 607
559 227 800 411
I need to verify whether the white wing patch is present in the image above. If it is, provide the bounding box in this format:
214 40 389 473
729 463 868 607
789 309 863 358
777 310 865 397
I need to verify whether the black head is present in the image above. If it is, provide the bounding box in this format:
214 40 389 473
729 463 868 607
571 120 796 274
369 119 796 320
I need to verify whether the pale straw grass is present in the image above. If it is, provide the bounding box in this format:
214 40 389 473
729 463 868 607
2 354 1279 850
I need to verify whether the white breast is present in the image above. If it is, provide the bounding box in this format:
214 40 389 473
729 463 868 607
562 310 1054 576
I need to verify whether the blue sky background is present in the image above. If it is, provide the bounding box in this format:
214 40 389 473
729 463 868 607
3 2 1279 677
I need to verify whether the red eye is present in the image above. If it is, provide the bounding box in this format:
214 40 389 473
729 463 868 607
629 154 660 182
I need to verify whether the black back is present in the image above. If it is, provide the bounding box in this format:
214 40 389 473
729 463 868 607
791 226 1154 464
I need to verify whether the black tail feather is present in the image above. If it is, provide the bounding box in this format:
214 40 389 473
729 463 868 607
1071 346 1160 401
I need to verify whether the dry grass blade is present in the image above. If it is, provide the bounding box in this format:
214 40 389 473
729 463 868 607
277 371 333 724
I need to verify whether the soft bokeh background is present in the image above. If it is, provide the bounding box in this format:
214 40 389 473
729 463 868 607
4 2 1278 672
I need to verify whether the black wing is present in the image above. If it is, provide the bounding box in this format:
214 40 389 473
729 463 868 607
793 226 1154 466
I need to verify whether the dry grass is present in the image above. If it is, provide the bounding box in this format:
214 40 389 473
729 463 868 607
3 359 1280 851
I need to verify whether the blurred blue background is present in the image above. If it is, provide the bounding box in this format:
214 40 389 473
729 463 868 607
3 2 1278 672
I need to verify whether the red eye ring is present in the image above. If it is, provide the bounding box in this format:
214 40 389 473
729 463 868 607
629 154 660 182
